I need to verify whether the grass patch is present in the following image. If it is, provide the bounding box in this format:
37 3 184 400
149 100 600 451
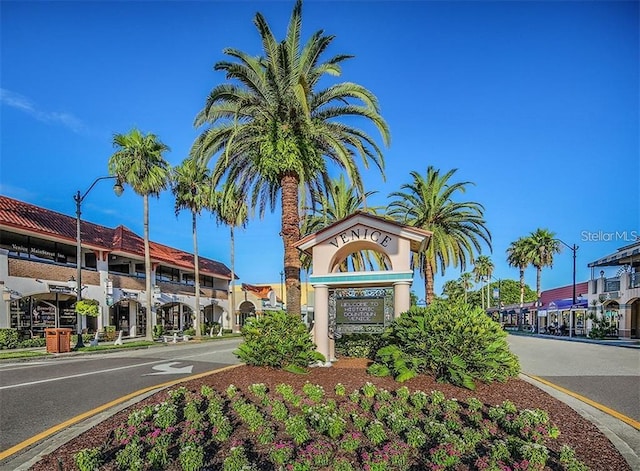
75 341 156 352
0 350 48 360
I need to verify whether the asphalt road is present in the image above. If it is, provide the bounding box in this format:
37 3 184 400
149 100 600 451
0 338 242 453
506 335 640 421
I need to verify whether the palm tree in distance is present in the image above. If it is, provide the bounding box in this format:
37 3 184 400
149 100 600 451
458 272 473 304
388 167 492 304
526 228 561 300
211 181 248 331
300 174 385 272
473 255 494 310
506 238 531 308
108 129 171 341
171 157 213 339
191 0 390 315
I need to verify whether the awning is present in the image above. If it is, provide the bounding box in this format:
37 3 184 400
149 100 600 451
547 297 588 310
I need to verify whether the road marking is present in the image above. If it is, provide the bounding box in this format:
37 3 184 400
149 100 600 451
0 359 169 390
0 364 242 461
145 362 194 375
525 374 640 430
0 347 237 389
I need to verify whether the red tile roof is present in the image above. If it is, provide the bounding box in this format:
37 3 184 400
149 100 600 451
0 195 233 279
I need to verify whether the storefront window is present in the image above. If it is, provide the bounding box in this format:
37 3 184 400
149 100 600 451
156 266 180 282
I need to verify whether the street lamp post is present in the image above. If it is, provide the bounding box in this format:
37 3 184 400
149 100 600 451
555 238 578 338
554 239 578 306
74 176 124 349
279 271 284 309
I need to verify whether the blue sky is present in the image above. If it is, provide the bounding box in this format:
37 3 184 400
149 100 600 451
1 0 638 300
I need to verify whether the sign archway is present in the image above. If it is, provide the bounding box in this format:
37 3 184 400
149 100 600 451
295 211 431 365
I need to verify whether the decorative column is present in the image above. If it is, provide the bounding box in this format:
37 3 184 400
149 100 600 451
312 284 331 366
393 281 412 318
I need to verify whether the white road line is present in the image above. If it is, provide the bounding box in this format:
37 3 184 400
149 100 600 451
0 348 237 390
0 359 172 390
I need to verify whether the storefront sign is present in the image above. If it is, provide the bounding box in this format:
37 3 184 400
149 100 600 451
48 284 74 294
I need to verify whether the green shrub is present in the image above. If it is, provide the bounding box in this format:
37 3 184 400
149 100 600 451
234 310 325 373
183 328 196 337
74 447 103 471
153 324 165 338
368 300 520 389
0 328 19 349
74 299 100 317
335 333 384 359
18 337 46 348
587 313 618 339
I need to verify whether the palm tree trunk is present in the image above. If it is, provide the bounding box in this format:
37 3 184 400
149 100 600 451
425 262 434 304
229 225 236 334
281 172 301 316
192 212 201 339
144 195 153 342
536 267 542 300
519 269 525 306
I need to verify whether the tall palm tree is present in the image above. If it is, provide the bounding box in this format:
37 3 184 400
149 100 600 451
109 129 171 341
300 174 385 272
388 167 492 304
211 180 248 330
506 237 531 310
458 272 473 304
191 0 390 315
171 157 212 339
526 228 561 300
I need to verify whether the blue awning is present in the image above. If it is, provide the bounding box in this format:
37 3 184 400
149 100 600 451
547 297 588 310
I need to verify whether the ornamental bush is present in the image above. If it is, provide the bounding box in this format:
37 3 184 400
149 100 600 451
0 328 20 349
74 299 100 317
335 333 385 359
234 310 325 373
368 300 520 389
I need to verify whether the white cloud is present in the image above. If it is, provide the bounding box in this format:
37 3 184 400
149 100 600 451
0 88 86 133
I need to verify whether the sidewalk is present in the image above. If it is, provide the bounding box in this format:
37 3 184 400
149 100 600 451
508 330 640 349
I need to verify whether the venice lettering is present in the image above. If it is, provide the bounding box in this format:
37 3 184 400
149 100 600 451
328 228 392 248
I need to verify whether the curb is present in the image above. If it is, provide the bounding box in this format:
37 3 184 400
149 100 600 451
520 373 640 470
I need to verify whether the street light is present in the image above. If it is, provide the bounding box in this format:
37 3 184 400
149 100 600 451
279 271 284 307
554 239 579 306
74 176 124 348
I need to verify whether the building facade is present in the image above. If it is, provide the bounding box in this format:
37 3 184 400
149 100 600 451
587 241 640 339
0 195 234 338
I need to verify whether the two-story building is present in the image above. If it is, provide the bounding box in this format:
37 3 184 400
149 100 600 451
587 241 640 338
0 195 235 338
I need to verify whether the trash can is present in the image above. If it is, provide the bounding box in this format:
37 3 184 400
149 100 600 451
45 328 73 353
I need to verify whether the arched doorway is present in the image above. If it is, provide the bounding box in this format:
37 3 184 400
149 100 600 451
238 301 256 327
109 300 143 336
157 302 193 331
203 302 225 334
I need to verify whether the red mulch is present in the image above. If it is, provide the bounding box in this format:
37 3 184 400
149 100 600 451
28 360 630 470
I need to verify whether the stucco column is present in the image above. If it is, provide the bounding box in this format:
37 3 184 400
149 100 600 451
393 281 412 318
312 284 331 366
